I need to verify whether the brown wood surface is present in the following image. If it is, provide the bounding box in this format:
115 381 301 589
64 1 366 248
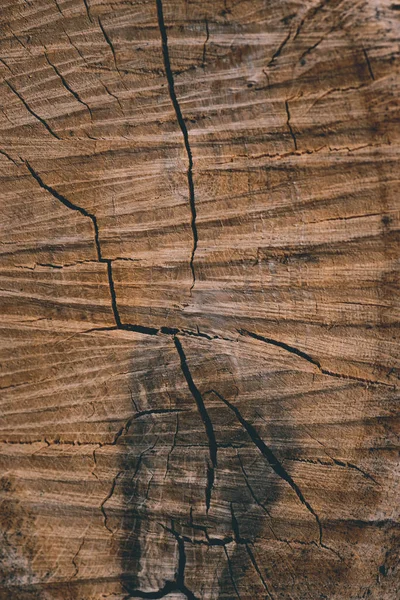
0 0 399 598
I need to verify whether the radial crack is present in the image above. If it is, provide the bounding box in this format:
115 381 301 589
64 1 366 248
0 148 19 165
202 19 210 68
239 329 389 387
23 162 155 334
25 161 101 258
174 336 217 511
5 80 60 139
285 99 298 150
239 328 319 367
100 471 123 534
98 17 120 75
155 0 198 293
223 547 241 599
246 544 274 599
164 413 179 480
82 0 93 22
363 48 375 81
45 53 93 119
71 536 86 578
208 389 333 553
268 28 291 66
236 451 273 520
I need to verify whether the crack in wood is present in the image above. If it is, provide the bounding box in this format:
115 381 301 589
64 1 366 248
174 336 217 512
206 389 343 560
155 0 198 295
5 80 61 139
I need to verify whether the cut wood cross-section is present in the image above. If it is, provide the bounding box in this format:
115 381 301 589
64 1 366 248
0 0 399 599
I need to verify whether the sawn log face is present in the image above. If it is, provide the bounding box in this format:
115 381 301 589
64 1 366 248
0 0 399 599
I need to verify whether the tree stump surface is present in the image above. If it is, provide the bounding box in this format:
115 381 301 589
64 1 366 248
0 0 399 598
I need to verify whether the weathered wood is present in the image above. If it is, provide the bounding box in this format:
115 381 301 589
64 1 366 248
0 0 399 598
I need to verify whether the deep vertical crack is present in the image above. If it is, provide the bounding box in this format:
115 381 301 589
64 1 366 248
174 336 217 512
166 524 186 588
155 0 198 293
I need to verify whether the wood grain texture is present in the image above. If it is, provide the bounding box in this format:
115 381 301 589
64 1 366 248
0 0 399 598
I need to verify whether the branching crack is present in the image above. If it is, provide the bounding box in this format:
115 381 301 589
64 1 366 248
23 162 150 334
207 389 341 559
293 0 329 41
101 81 125 112
174 336 217 512
156 0 198 294
22 162 391 443
124 441 159 506
111 409 182 448
125 522 199 599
